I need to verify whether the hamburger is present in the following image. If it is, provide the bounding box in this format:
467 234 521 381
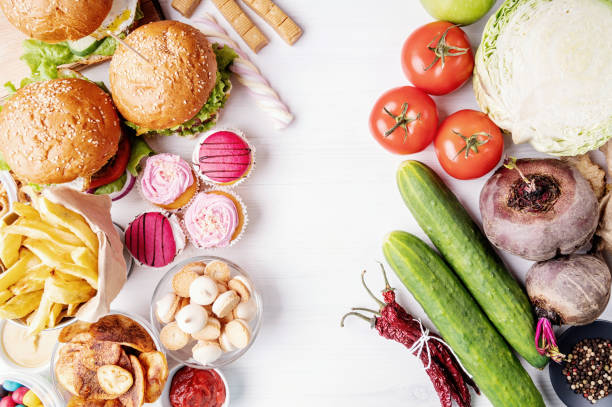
0 0 149 77
0 77 152 198
109 20 237 137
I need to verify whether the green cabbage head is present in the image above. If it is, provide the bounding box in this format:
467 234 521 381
473 0 612 156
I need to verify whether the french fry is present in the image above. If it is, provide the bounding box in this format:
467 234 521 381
48 303 63 328
9 264 52 295
37 198 98 254
0 290 43 319
71 247 97 273
26 291 52 335
0 231 22 268
45 275 95 304
0 290 12 305
66 303 79 317
241 0 302 45
11 202 40 220
7 218 84 247
211 0 269 53
0 249 39 292
23 239 98 289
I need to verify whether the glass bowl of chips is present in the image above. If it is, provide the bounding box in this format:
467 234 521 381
150 256 263 369
49 310 168 405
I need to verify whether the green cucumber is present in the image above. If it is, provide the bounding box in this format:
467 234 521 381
383 231 544 407
396 160 547 368
67 36 102 56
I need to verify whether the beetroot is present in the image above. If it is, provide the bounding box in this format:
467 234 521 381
526 254 611 362
479 159 598 261
527 254 610 326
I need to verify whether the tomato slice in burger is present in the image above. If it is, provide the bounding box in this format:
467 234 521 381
89 136 131 190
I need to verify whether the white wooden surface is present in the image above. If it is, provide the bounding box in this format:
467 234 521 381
3 0 605 405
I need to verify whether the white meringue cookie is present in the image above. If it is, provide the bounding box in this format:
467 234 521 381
155 292 179 323
233 299 257 321
212 290 241 318
219 331 236 352
192 341 223 365
175 304 208 334
189 276 219 305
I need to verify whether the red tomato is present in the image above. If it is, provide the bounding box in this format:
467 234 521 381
434 109 503 180
89 136 131 189
369 86 438 154
401 21 474 95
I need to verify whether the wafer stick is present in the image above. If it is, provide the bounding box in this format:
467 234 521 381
211 0 268 53
192 12 293 129
172 0 202 17
241 0 302 45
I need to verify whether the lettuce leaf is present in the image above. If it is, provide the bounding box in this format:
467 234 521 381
126 44 237 137
95 174 126 195
126 137 154 176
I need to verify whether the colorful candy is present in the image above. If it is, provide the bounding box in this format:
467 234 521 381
1 383 20 393
10 387 27 404
22 391 41 407
0 383 40 407
0 396 16 407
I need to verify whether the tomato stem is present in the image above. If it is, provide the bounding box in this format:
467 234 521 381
453 131 491 159
424 24 470 71
383 103 421 142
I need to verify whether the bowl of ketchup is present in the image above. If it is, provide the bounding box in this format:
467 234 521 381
163 364 229 407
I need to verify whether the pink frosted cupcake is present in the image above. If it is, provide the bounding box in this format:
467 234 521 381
192 128 254 187
140 153 198 210
125 212 185 267
183 190 247 249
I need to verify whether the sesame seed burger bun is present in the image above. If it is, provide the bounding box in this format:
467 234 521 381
109 20 218 131
0 0 112 42
0 78 121 184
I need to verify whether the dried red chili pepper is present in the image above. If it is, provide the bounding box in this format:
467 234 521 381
341 266 479 407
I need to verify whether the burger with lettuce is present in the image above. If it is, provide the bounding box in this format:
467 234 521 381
109 20 236 137
0 71 153 201
0 0 146 78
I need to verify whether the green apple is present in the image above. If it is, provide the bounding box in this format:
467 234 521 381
420 0 496 25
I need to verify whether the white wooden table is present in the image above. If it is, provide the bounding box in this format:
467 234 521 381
3 1 604 405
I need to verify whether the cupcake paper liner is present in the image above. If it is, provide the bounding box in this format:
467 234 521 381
136 154 201 213
124 210 186 268
179 188 248 250
191 127 256 189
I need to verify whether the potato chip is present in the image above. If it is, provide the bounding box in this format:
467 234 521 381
138 351 169 403
59 321 92 343
118 355 145 407
45 275 96 304
89 315 156 353
97 365 133 396
38 198 98 254
0 290 43 319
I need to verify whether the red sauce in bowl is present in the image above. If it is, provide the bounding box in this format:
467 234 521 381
169 367 227 407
